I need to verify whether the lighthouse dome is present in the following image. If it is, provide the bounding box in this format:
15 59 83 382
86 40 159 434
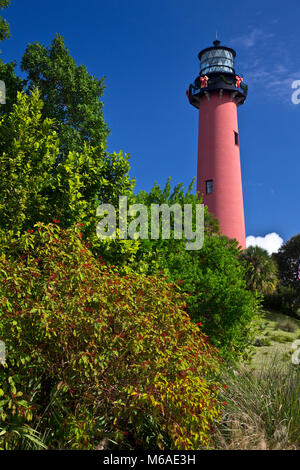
199 40 236 76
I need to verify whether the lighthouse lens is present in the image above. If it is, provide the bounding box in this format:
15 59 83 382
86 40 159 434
200 49 234 75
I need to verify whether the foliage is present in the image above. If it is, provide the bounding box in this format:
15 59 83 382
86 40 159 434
275 233 300 291
241 245 278 295
157 235 261 361
264 283 300 317
88 177 219 273
0 0 10 45
213 357 300 449
105 177 219 273
21 34 109 158
0 223 223 450
0 59 24 116
0 422 47 450
118 179 261 362
1 34 134 240
0 88 134 237
0 89 59 233
266 234 300 316
130 177 220 238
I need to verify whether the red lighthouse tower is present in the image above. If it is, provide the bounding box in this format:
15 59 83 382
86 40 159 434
187 40 248 249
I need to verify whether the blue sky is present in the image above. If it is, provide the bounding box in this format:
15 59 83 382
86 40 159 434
1 0 300 250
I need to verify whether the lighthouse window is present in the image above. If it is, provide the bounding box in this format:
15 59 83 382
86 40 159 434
206 180 213 194
234 131 239 146
200 49 235 75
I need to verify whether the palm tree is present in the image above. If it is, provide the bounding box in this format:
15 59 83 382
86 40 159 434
241 246 278 295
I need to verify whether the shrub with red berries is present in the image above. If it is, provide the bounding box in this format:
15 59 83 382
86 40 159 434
0 223 223 450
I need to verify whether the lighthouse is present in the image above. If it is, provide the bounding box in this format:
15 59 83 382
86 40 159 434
187 39 247 249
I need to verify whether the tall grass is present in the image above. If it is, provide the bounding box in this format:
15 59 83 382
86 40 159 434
0 424 48 450
213 355 300 450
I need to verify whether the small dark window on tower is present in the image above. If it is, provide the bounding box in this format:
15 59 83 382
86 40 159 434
206 180 213 194
234 131 239 146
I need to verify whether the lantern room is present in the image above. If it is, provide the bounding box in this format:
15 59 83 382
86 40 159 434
199 39 236 76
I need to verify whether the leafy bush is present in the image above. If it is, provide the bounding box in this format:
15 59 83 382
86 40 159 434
0 223 223 450
144 235 261 362
160 236 261 361
124 180 261 362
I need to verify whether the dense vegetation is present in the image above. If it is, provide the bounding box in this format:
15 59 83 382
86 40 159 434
264 234 300 316
0 0 299 450
0 223 223 450
0 88 133 237
126 182 261 361
241 245 278 295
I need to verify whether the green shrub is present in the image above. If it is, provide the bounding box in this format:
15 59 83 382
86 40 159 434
125 180 261 362
0 223 223 450
157 236 261 362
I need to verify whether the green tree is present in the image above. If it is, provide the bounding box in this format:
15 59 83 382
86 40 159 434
0 60 24 116
21 34 109 158
0 89 59 233
0 1 26 117
271 234 300 314
0 88 133 237
276 234 300 290
241 245 278 295
88 177 219 271
125 178 219 269
0 0 10 45
157 235 260 361
119 179 261 361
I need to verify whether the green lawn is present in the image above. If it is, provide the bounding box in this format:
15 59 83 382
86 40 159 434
250 309 300 369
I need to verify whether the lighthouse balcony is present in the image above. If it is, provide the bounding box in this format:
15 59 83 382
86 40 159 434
188 74 247 109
